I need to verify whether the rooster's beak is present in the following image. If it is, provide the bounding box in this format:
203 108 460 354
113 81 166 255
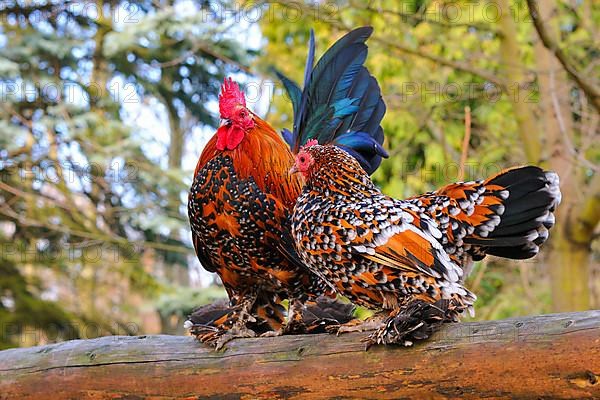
289 164 299 176
219 118 230 127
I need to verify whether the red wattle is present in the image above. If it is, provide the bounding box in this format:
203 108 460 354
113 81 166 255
226 126 245 150
216 125 245 151
216 126 228 151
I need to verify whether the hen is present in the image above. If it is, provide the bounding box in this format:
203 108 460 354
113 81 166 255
187 27 387 348
291 144 561 347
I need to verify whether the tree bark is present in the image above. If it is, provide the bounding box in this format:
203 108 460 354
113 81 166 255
1 311 599 399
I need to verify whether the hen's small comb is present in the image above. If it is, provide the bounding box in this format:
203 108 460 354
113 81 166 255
219 77 246 118
300 139 319 151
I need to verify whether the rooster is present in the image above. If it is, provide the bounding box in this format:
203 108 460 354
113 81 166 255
291 144 560 347
187 27 387 348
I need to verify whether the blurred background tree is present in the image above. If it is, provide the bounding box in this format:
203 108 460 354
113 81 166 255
0 0 597 348
0 0 248 347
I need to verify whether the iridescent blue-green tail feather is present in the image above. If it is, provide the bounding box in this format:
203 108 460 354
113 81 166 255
274 26 388 175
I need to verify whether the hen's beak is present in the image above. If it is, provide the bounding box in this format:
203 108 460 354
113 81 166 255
289 164 299 176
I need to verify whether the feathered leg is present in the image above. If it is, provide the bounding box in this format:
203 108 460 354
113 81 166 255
186 291 259 350
188 295 357 342
262 296 357 336
283 298 308 334
364 299 458 349
303 297 356 334
326 312 387 335
211 294 261 350
185 299 236 338
261 297 312 337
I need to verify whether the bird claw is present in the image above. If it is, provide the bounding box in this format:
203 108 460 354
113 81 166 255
260 329 283 337
259 320 307 336
301 318 340 334
337 324 369 335
187 323 219 339
327 317 382 336
191 325 256 350
213 328 257 351
282 319 307 335
360 335 376 351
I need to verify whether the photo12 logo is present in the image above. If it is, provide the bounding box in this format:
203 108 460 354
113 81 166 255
397 82 538 104
393 1 533 24
197 1 339 24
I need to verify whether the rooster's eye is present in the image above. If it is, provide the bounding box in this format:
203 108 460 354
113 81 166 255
299 156 306 163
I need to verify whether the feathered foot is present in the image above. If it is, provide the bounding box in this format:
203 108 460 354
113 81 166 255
263 297 357 336
186 310 258 350
326 312 387 335
200 307 259 350
212 325 257 350
187 296 358 341
185 295 260 350
261 299 306 337
282 299 308 334
363 299 454 349
303 297 356 334
184 299 234 339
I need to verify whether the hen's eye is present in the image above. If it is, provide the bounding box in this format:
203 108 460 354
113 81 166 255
299 156 306 163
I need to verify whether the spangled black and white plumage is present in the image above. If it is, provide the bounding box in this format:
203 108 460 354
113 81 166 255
291 144 560 347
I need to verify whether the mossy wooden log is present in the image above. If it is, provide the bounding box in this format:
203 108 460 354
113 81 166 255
1 311 599 399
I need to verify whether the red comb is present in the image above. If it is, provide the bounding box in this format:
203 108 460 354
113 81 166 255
219 77 246 119
301 139 318 150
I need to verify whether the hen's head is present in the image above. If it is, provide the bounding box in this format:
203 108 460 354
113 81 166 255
292 141 365 183
292 140 318 178
216 78 255 150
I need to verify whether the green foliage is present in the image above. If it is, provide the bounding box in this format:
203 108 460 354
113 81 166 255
0 257 77 350
156 286 227 320
0 0 251 348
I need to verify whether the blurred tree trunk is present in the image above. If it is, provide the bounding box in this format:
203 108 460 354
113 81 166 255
532 1 593 311
167 108 184 170
90 0 110 111
161 75 189 288
88 0 112 315
496 0 541 163
496 0 597 311
162 74 185 170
